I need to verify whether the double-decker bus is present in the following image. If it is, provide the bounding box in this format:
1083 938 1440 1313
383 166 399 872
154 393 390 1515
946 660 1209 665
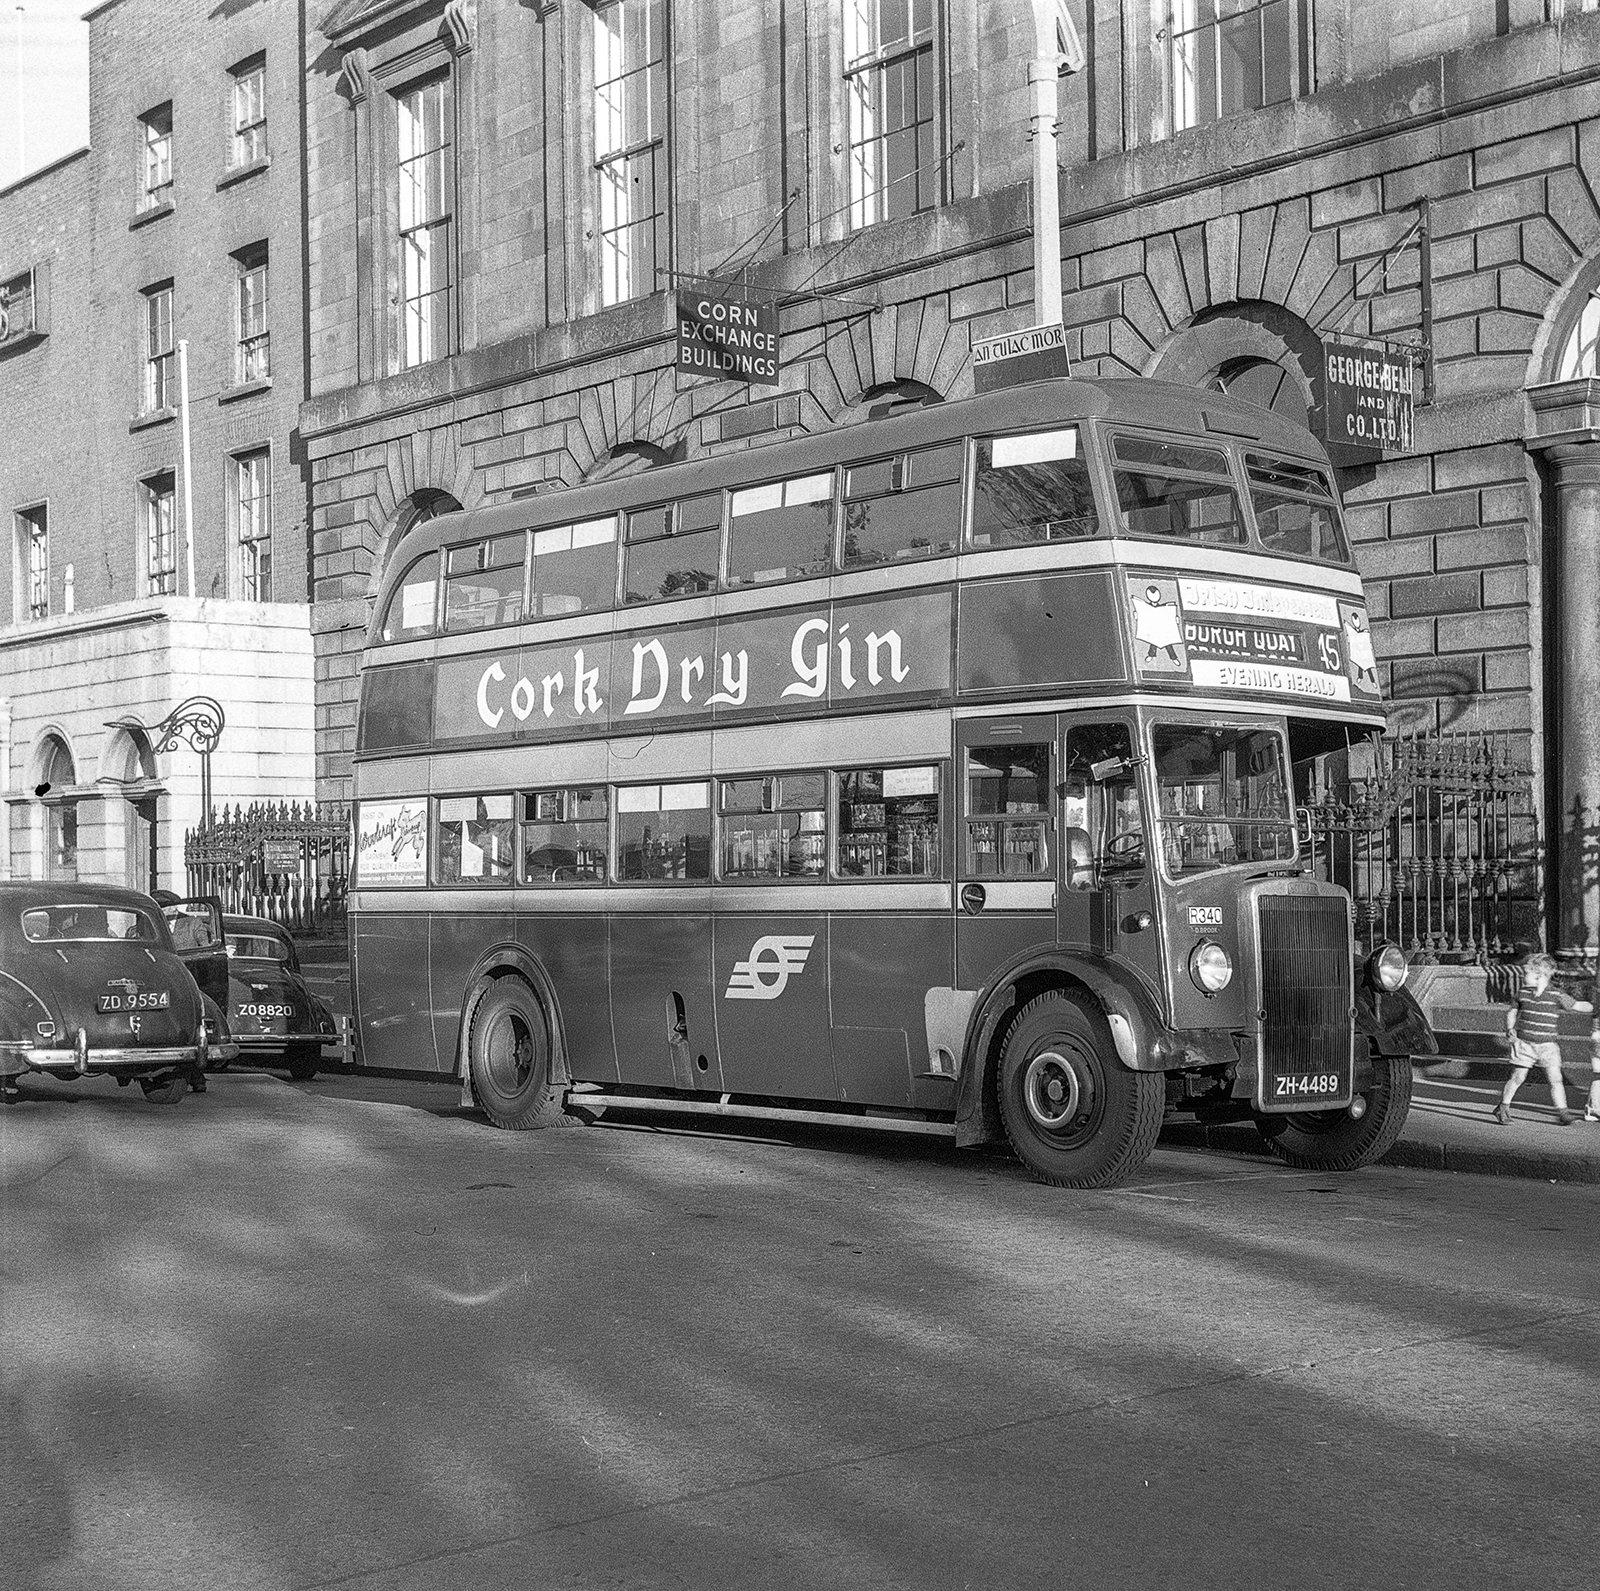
350 375 1434 1188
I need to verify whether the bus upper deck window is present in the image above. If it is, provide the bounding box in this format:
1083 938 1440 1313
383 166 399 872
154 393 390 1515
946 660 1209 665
1111 435 1244 546
521 787 608 882
841 444 962 569
836 765 942 878
1245 454 1351 563
623 493 721 605
435 794 515 886
531 516 618 616
720 773 827 879
443 533 527 632
379 551 439 642
616 781 711 880
726 473 834 587
971 427 1099 547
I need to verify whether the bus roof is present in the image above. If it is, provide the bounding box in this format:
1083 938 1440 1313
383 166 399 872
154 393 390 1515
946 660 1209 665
379 376 1326 573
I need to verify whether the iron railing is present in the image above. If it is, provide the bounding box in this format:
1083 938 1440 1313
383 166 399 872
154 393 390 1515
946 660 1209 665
185 800 351 935
1299 731 1538 964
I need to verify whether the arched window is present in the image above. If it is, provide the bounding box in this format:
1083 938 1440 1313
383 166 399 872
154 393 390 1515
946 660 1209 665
1208 356 1311 430
35 735 78 882
1557 292 1600 381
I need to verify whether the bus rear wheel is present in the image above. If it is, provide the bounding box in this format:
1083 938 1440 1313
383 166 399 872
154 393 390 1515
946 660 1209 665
1252 1052 1413 1171
467 977 566 1131
996 991 1164 1189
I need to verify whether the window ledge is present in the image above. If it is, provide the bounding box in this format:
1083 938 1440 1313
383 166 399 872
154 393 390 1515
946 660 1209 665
219 376 273 404
217 154 270 192
0 329 46 359
129 407 176 433
130 198 174 231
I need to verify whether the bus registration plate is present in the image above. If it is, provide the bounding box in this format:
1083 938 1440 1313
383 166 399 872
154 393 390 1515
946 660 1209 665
1259 1056 1353 1112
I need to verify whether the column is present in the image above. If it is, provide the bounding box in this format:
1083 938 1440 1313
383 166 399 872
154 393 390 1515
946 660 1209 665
1547 441 1600 954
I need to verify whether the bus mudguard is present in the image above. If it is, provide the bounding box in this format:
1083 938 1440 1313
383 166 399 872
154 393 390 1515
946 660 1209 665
1355 982 1437 1058
952 953 1170 1147
452 944 572 1088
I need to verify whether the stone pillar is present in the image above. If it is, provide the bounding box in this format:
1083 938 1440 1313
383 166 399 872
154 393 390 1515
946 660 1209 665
1546 441 1600 953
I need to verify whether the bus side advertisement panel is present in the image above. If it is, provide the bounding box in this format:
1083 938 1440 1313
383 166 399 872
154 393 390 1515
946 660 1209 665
430 590 956 747
956 572 1128 694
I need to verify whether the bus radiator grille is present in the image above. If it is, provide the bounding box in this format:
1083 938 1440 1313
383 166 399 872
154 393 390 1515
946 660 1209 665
1257 895 1353 1076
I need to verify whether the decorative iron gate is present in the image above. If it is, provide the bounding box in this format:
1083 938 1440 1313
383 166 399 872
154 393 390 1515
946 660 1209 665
185 801 351 935
1299 731 1538 964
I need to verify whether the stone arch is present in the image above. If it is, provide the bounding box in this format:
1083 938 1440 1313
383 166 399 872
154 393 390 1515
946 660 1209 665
1145 300 1321 422
1527 249 1600 386
811 299 961 422
365 487 464 599
30 727 78 795
100 724 158 786
582 437 687 484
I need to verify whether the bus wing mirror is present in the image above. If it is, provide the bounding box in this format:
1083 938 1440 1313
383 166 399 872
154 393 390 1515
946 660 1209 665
1088 754 1137 782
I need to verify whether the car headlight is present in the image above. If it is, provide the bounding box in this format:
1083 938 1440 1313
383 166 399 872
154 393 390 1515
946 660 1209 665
1367 943 1408 992
1189 940 1233 994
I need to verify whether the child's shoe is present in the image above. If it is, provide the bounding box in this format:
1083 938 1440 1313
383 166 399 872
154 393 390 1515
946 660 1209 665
1492 1103 1512 1125
1584 1110 1600 1123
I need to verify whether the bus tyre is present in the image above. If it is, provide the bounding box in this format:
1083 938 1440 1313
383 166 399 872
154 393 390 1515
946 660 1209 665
997 992 1164 1189
467 977 567 1131
1252 1053 1413 1171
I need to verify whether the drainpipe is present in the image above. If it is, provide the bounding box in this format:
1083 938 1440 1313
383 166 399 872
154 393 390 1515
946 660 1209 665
0 696 10 879
178 338 196 598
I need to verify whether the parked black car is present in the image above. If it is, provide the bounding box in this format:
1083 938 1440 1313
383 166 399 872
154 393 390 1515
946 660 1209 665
221 915 340 1080
0 883 237 1103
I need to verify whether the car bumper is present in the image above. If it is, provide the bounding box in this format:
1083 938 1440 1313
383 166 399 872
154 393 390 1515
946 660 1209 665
231 1032 336 1052
4 1040 240 1075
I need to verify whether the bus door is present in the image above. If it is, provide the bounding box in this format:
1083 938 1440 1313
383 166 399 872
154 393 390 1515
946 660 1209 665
1057 715 1164 995
608 780 719 1092
711 773 835 1103
955 717 1058 989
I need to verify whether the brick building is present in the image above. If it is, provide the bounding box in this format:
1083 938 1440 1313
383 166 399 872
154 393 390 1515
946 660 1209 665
288 0 1600 952
0 0 314 889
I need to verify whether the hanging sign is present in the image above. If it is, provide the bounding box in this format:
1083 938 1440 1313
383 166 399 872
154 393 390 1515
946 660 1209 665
676 279 780 386
1321 337 1414 454
972 323 1071 394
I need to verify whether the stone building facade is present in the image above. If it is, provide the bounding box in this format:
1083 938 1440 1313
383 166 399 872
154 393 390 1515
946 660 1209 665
0 0 315 889
300 0 1600 949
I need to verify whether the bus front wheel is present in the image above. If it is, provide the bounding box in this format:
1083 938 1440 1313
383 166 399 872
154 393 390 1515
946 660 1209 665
996 991 1164 1189
467 977 567 1130
1251 1053 1413 1171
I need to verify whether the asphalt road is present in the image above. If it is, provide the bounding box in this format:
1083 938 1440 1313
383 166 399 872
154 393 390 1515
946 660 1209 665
2 1068 1596 1591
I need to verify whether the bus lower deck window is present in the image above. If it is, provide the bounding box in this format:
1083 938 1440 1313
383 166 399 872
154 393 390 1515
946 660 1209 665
616 782 711 880
720 773 827 878
971 428 1099 546
521 787 608 882
836 766 941 878
965 743 1052 877
436 794 515 885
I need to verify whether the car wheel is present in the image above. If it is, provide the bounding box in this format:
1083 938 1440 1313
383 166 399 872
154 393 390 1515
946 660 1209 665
1252 1053 1413 1171
467 976 567 1130
996 991 1164 1188
285 1043 319 1082
139 1072 187 1105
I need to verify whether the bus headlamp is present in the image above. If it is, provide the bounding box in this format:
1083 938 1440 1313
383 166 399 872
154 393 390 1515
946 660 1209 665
1367 943 1408 992
1189 941 1233 994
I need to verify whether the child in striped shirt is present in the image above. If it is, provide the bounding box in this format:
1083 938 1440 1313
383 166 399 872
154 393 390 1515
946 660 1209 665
1494 953 1590 1125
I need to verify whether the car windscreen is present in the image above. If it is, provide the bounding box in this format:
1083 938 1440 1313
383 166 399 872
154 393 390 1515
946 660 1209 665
226 933 289 963
20 905 162 943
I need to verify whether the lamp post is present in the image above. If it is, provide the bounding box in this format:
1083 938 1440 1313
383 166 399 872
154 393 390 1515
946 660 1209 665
1029 1 1084 332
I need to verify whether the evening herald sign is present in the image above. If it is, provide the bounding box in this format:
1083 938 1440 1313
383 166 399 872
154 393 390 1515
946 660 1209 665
1126 571 1381 708
972 322 1071 395
1321 336 1414 453
435 590 954 744
676 279 779 385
